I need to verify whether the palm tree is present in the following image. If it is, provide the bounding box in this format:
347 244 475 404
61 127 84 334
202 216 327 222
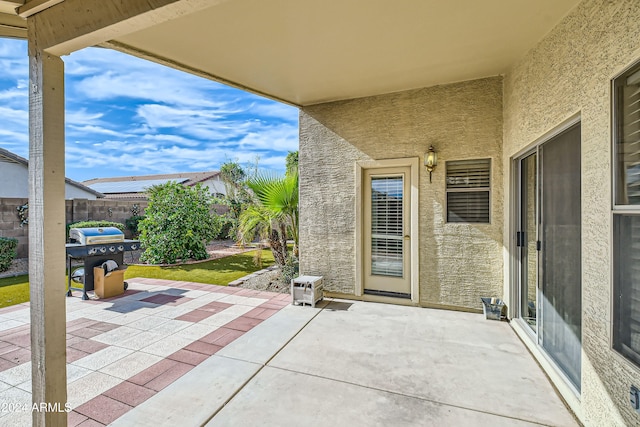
237 171 299 266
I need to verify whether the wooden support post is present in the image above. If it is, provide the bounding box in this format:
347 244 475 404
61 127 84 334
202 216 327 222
28 34 67 426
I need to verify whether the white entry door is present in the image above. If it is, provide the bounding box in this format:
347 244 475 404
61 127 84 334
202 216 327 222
363 167 411 298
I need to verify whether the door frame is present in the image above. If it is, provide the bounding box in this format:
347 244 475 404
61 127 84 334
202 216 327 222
514 149 539 336
356 157 419 304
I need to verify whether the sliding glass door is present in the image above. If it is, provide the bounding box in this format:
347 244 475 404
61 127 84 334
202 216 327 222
515 123 582 390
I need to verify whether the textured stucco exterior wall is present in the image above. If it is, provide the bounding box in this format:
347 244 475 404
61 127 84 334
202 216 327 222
503 0 640 425
300 77 503 310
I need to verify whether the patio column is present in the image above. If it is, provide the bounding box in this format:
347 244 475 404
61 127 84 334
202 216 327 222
28 33 67 426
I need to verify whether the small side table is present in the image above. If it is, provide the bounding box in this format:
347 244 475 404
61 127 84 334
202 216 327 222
291 275 324 307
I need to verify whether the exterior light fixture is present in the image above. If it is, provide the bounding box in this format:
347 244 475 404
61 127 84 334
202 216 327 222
425 146 438 183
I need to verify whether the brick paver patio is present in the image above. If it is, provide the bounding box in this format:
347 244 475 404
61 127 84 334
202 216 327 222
0 278 290 426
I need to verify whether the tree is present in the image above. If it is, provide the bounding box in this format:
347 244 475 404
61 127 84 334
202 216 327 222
286 151 298 176
139 182 221 264
220 161 246 200
238 171 299 265
216 160 257 240
238 205 287 266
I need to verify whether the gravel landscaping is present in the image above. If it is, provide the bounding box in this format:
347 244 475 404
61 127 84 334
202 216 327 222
0 257 28 278
235 268 290 294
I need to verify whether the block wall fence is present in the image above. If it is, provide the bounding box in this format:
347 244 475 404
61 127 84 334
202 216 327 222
0 198 148 258
0 198 230 258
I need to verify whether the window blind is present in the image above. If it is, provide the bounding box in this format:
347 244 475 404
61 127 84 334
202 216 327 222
446 159 490 223
616 65 640 205
370 176 403 277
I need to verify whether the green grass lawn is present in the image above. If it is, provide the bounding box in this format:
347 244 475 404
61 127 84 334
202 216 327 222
0 275 30 308
0 248 274 309
124 248 274 285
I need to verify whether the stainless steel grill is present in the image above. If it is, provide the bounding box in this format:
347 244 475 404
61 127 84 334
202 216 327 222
65 227 140 300
69 226 125 245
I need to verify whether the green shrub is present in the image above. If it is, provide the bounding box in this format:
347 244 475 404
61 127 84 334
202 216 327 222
0 237 18 273
67 220 125 240
211 214 236 240
139 182 222 264
125 215 145 238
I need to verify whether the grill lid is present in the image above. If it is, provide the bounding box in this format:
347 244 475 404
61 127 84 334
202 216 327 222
69 227 124 245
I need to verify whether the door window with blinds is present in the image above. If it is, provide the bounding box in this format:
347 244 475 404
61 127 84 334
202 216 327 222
613 60 640 368
370 176 404 277
446 159 491 223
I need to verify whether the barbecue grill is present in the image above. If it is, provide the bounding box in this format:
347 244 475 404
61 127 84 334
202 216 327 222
66 227 140 300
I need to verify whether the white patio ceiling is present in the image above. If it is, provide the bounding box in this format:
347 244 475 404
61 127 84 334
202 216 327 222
0 0 580 106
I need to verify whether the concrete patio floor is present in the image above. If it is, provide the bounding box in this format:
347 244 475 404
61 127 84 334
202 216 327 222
111 297 579 427
0 278 290 426
0 277 579 426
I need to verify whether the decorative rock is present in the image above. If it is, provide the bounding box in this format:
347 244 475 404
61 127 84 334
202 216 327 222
227 280 244 287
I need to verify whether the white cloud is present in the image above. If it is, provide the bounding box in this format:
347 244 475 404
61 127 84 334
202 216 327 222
0 130 28 145
139 133 201 147
255 155 288 169
136 103 237 124
249 101 299 122
135 103 249 139
67 125 130 137
0 106 27 125
0 40 299 181
0 87 27 102
237 124 299 151
0 39 27 81
66 108 105 125
66 48 231 108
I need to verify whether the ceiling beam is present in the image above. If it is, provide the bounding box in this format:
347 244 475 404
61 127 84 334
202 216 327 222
18 0 63 18
29 0 226 56
0 0 23 8
0 0 22 15
0 12 26 38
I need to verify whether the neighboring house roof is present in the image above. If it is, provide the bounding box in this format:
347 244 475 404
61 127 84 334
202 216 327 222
0 147 104 198
83 171 222 199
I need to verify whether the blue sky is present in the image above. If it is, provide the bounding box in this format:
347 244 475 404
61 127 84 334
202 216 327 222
0 38 299 182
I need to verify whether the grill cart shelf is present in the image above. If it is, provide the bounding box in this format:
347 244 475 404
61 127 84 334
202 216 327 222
65 227 140 300
291 275 324 307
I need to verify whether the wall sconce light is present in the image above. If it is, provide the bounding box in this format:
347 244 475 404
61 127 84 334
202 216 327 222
424 145 437 183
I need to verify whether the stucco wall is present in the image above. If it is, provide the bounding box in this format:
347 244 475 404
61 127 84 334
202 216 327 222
0 162 30 198
503 0 640 425
300 77 503 310
202 176 227 196
64 183 99 200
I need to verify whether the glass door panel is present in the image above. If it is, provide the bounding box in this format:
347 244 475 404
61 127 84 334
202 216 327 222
371 176 404 277
539 124 582 390
520 153 538 331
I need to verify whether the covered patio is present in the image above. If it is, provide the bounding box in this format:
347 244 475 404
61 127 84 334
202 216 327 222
0 278 576 426
3 0 639 425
